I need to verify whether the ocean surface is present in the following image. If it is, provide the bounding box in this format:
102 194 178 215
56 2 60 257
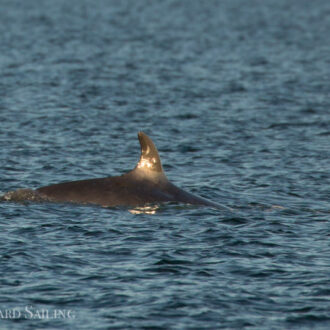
0 0 329 329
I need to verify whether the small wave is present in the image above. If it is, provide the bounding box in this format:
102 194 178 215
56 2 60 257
0 189 48 203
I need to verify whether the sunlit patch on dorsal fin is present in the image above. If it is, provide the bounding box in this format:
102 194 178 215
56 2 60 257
136 131 163 173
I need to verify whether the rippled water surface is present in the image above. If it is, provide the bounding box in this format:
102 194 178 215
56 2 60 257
1 0 329 329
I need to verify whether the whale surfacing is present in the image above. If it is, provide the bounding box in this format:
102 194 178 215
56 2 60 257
3 132 230 211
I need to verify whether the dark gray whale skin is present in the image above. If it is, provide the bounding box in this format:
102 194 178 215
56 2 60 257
37 172 220 208
3 132 230 211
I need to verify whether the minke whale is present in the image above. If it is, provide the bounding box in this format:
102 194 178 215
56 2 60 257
1 132 230 211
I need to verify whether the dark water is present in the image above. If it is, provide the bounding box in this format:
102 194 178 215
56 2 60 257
1 0 329 328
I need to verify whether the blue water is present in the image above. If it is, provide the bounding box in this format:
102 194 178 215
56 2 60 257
1 0 329 328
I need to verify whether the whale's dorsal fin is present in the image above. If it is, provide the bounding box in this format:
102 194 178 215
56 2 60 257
135 132 164 174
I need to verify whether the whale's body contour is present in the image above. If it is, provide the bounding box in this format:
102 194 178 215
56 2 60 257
3 132 229 210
